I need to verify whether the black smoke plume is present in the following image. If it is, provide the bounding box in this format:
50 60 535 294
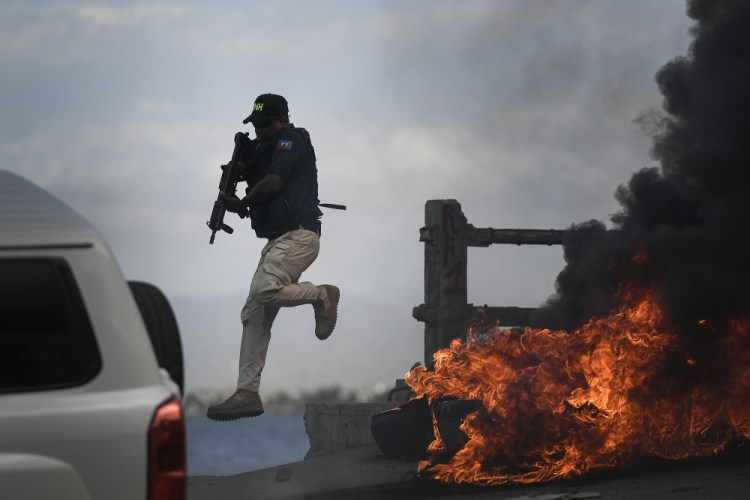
533 0 750 345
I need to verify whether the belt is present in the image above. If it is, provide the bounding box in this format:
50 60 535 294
261 223 320 240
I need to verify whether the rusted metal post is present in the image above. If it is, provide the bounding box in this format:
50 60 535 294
412 200 469 369
467 227 566 247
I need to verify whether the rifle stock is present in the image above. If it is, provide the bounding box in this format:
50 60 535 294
207 132 255 244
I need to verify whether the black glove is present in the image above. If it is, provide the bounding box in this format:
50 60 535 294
219 191 245 213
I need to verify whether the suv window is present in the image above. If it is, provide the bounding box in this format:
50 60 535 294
0 258 101 393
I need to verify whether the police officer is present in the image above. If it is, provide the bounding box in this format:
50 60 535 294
207 93 340 421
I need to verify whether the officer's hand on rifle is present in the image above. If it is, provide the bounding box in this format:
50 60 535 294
219 191 245 213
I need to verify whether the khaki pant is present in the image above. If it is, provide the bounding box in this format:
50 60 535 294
237 229 322 391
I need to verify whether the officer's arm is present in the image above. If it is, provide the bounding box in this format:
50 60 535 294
242 173 285 207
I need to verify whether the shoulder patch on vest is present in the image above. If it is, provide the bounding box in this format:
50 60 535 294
276 139 294 150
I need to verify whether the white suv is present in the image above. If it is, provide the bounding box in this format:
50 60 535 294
0 171 186 500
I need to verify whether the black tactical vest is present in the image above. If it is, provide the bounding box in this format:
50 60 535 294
244 125 321 239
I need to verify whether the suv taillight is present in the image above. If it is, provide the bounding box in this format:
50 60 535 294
148 397 186 500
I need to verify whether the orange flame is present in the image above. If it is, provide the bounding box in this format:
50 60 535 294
406 288 750 485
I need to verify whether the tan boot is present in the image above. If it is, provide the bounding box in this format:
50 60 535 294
314 284 340 340
206 389 264 421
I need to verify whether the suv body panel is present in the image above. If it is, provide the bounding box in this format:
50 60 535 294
0 171 182 499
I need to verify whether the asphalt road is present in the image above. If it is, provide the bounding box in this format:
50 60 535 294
188 444 750 500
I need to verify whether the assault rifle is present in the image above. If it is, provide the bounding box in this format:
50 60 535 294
207 132 256 244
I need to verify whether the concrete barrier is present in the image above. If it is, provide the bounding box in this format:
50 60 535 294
303 402 399 457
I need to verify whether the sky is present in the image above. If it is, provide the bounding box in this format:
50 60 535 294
0 1 694 395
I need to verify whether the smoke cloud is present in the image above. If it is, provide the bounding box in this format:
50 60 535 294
535 0 750 345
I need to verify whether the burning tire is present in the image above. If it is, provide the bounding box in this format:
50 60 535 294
371 396 435 460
